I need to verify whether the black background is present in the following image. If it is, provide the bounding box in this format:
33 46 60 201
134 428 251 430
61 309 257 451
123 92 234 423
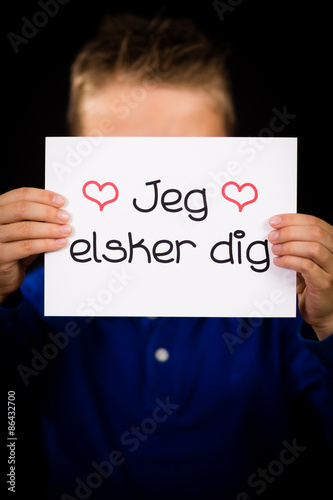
3 1 332 499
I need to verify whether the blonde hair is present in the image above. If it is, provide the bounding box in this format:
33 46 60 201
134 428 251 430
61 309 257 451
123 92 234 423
67 12 236 135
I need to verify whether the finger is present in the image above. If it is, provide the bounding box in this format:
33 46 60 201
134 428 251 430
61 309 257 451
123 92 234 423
296 272 306 294
272 254 330 288
0 201 70 225
268 224 333 253
269 213 333 235
271 241 333 274
0 238 68 264
0 221 72 243
0 187 65 208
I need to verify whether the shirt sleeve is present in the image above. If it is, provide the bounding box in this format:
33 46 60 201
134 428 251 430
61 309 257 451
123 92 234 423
0 289 24 324
297 321 333 445
298 321 333 371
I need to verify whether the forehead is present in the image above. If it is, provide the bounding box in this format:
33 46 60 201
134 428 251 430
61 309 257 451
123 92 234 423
79 83 227 137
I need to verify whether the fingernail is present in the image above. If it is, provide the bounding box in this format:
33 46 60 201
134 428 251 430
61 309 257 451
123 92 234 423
53 195 65 206
58 210 69 222
272 244 281 253
55 238 67 246
269 230 279 242
269 216 281 227
59 224 71 235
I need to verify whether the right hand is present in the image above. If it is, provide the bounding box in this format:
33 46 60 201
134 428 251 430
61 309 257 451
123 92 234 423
0 187 71 304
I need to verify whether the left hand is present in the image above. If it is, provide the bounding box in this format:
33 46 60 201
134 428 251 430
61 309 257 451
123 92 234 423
268 213 333 340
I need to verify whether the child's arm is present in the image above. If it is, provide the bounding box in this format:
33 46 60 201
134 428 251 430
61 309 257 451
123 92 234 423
0 187 71 304
269 213 333 340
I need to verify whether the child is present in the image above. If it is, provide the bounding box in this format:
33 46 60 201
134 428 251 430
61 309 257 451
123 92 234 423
2 12 333 500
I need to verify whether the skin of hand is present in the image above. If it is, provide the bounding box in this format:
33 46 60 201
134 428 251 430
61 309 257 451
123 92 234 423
269 213 333 340
0 187 71 304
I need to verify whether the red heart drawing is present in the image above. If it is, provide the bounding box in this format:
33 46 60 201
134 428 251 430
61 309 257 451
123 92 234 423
82 181 119 211
221 181 258 212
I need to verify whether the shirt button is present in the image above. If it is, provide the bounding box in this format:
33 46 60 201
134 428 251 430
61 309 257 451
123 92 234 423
154 348 170 362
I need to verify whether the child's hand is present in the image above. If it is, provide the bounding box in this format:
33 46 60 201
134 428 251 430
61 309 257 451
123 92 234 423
269 214 333 340
0 188 71 304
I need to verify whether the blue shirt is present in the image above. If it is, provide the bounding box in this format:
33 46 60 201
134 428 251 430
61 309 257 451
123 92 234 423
2 265 333 499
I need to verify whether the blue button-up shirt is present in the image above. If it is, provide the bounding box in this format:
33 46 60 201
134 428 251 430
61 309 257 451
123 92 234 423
2 266 333 499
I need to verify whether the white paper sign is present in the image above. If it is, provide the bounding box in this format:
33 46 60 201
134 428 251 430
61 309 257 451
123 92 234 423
45 137 297 317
